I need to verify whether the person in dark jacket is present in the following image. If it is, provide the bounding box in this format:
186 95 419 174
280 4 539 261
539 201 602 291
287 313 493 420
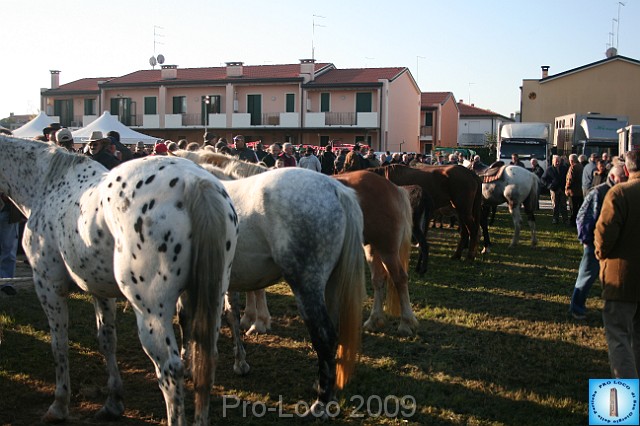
510 153 525 167
595 151 640 378
106 131 133 162
231 135 258 163
88 132 120 170
565 153 584 227
541 154 568 224
569 165 626 320
318 145 336 175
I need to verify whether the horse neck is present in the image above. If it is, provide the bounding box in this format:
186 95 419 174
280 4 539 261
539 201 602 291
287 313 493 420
0 137 52 211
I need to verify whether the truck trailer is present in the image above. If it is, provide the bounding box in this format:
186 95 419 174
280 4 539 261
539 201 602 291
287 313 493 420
618 125 640 155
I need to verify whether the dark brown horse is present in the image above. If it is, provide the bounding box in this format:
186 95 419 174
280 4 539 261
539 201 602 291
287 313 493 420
370 164 483 260
335 170 419 336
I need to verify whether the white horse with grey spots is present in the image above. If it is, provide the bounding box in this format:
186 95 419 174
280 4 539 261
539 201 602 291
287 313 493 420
0 135 238 426
173 150 367 419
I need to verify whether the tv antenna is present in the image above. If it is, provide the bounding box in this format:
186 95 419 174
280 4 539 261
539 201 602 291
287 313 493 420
312 15 326 61
149 25 165 68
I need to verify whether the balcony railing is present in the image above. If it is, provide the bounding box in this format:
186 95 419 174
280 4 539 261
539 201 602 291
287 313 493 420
326 112 356 125
262 113 280 126
420 125 433 136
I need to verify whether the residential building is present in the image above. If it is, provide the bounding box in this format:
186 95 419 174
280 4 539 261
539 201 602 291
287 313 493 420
420 92 459 152
40 60 421 151
0 113 34 131
520 55 640 126
458 101 513 146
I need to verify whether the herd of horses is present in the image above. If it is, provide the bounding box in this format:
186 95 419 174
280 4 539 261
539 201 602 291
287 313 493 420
0 135 542 424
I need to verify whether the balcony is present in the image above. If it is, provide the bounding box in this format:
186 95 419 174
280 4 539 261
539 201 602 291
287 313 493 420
420 126 433 136
305 112 378 128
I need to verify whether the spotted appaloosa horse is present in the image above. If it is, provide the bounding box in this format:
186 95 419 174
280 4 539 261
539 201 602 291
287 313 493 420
173 150 366 418
0 136 238 425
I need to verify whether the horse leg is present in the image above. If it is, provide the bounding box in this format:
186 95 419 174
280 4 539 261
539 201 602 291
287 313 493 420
509 203 522 247
246 289 272 335
126 289 186 425
489 205 497 225
224 292 250 375
36 275 72 423
480 204 492 254
363 248 387 332
288 281 338 420
413 227 430 275
92 297 125 420
380 252 418 337
240 290 257 331
524 202 538 247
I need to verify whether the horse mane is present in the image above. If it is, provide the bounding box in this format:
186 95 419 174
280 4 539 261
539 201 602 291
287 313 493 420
42 143 95 183
171 150 267 179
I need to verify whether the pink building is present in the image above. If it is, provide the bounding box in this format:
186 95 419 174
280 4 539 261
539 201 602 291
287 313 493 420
420 92 460 151
41 60 421 151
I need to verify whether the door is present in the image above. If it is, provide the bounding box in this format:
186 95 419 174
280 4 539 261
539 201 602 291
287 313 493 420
248 94 262 125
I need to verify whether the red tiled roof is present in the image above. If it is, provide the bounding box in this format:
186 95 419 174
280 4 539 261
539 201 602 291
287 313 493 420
103 63 334 86
49 77 113 93
457 102 499 117
310 67 407 85
421 92 453 105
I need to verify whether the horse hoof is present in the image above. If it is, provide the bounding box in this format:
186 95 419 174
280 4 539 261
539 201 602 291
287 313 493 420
95 404 124 421
397 324 416 337
239 316 253 330
42 410 66 424
245 324 267 335
301 401 330 421
481 247 491 255
363 317 384 332
233 361 251 376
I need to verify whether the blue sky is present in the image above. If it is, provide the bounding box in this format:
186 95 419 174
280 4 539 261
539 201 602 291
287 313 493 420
3 0 638 121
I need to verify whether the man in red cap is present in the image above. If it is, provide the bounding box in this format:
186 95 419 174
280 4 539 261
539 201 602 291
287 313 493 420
153 142 168 156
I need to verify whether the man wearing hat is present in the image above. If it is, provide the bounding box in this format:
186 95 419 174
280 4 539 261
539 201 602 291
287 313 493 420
232 135 258 163
152 142 169 156
582 153 599 196
87 131 120 170
203 132 216 147
106 131 133 162
54 128 75 152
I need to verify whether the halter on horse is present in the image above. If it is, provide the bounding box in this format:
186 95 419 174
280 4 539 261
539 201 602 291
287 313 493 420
0 136 238 425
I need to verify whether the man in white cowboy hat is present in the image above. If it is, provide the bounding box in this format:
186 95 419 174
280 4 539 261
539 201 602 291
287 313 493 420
86 131 119 170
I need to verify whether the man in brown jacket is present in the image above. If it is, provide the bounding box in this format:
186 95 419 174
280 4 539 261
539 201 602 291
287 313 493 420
595 150 640 378
565 153 583 228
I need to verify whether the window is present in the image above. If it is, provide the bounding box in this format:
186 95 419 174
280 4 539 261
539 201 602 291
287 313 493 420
144 97 157 115
54 99 73 127
173 96 187 114
425 111 433 126
286 93 295 113
110 98 133 125
320 93 330 112
201 95 221 125
247 94 262 125
84 99 96 115
356 92 372 113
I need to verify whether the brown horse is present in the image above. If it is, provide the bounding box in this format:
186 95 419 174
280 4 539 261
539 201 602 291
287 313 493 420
335 170 419 336
370 164 483 260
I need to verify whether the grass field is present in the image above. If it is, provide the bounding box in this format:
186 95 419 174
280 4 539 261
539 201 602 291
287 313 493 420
0 201 608 425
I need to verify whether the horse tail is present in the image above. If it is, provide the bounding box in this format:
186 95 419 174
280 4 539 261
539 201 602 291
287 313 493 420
385 186 412 316
183 177 232 412
472 173 483 230
327 186 366 389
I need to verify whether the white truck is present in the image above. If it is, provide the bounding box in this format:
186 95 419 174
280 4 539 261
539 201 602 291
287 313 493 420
618 125 640 155
496 122 551 170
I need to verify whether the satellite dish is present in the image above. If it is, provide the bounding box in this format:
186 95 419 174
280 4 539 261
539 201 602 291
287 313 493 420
157 54 165 64
606 47 618 58
149 56 157 66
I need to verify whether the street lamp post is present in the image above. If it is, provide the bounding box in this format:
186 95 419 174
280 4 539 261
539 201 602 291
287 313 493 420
204 95 210 134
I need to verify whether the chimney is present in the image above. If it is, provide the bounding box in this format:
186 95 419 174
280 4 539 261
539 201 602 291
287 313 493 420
226 62 244 78
299 59 316 83
541 66 550 78
161 65 178 80
50 70 60 89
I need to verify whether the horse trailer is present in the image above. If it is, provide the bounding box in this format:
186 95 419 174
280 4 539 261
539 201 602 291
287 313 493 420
618 125 640 155
554 113 628 157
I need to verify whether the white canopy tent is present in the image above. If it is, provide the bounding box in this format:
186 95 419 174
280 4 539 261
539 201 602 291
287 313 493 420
72 112 160 145
12 111 57 138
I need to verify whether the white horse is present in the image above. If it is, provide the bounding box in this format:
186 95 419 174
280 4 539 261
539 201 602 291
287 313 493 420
0 136 238 425
481 165 540 250
173 151 367 419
